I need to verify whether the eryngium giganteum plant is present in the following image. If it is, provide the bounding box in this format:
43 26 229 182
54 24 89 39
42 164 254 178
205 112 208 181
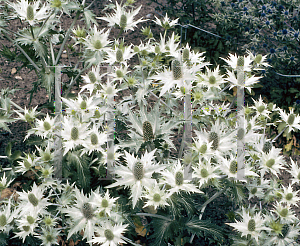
1 1 300 245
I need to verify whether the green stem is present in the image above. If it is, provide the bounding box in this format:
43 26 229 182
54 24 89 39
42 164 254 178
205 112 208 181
63 62 91 97
116 28 124 40
1 26 31 40
2 33 41 71
135 213 172 221
54 10 81 66
30 25 35 40
272 125 288 143
190 188 226 243
37 11 54 38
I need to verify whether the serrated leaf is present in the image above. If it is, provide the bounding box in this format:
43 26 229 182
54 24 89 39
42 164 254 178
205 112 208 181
66 151 91 192
185 217 224 241
82 9 97 29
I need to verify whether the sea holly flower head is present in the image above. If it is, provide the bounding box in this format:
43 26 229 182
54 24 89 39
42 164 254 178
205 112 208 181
142 180 170 210
81 124 106 156
105 43 135 65
8 0 50 26
62 187 98 242
279 184 300 207
271 202 297 223
105 149 166 208
259 145 286 178
97 2 146 32
277 107 300 133
16 153 40 174
0 199 17 233
91 189 118 217
225 69 262 94
226 207 270 243
0 173 14 191
16 183 50 216
98 80 121 100
123 102 178 152
61 117 89 155
193 158 220 188
37 227 60 246
286 158 300 185
25 113 56 140
160 160 203 195
14 105 39 123
222 53 252 71
198 65 226 91
80 66 107 96
88 222 128 246
250 95 271 119
72 25 87 45
153 13 179 30
83 26 111 63
247 51 271 70
150 60 197 97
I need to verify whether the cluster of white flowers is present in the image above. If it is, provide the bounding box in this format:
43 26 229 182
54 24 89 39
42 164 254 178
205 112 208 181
1 0 300 245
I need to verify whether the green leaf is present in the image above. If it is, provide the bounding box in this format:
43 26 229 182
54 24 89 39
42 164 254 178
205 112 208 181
289 88 299 93
185 217 224 241
0 44 16 62
5 142 12 157
66 151 91 192
82 9 97 29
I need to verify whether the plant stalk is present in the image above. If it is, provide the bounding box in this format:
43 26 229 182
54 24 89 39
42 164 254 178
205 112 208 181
54 10 81 66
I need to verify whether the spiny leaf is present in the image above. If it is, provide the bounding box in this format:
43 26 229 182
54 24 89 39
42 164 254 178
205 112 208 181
185 217 224 241
66 150 91 192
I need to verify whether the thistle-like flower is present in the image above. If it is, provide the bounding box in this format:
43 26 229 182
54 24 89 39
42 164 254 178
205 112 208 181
0 199 18 233
14 105 39 123
222 53 252 71
98 2 146 32
84 26 111 52
277 107 300 133
160 160 202 195
250 95 271 119
25 113 56 140
15 153 39 174
150 60 198 97
81 124 106 156
88 222 128 246
123 102 178 153
226 207 270 244
224 69 262 94
153 13 179 29
271 202 297 223
105 149 166 208
198 66 226 90
193 159 220 188
105 44 135 65
91 189 118 217
219 154 258 179
142 181 170 210
16 183 49 216
279 184 300 207
8 0 50 26
62 187 98 242
61 117 89 155
37 227 60 246
80 66 107 96
259 146 286 178
286 158 300 185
